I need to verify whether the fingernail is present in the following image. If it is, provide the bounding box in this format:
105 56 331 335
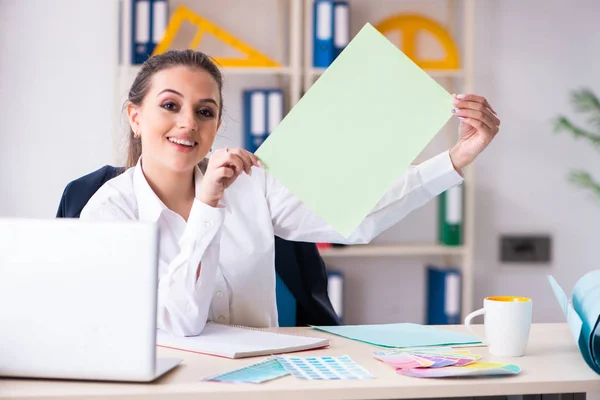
452 99 460 105
257 160 264 167
457 94 466 99
458 116 466 120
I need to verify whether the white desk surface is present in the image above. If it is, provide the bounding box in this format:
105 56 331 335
1 323 599 400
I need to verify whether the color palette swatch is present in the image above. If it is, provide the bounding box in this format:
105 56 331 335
398 362 521 378
373 346 480 369
275 355 374 380
202 358 289 384
373 347 519 378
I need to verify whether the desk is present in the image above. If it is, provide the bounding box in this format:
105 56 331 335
1 323 599 400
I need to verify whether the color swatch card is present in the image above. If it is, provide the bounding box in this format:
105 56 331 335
202 358 289 384
416 353 478 367
372 352 436 369
255 23 455 238
275 355 374 380
412 354 460 368
394 347 480 366
373 348 479 369
398 362 521 378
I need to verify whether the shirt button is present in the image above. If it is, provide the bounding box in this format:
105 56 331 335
205 220 215 228
216 291 223 298
218 316 226 323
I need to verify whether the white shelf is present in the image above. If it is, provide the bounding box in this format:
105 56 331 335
319 244 466 258
309 68 465 79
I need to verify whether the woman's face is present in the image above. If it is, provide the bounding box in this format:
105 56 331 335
128 65 221 173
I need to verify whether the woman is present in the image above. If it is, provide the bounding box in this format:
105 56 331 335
81 50 500 337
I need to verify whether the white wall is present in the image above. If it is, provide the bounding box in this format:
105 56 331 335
2 0 599 325
0 0 117 218
471 0 600 322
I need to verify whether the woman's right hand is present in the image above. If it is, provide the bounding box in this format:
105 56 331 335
198 147 262 207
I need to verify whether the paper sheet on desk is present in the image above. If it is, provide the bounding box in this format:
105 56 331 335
312 323 481 348
254 23 454 238
548 273 600 374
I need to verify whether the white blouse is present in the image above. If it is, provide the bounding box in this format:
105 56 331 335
80 150 463 336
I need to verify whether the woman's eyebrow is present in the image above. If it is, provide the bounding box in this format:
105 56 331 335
157 89 217 106
198 98 218 106
157 88 183 97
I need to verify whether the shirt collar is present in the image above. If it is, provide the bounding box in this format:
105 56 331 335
133 158 204 222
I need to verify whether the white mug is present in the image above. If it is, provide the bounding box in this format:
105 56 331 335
464 296 532 357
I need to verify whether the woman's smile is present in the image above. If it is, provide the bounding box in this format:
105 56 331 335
166 135 198 152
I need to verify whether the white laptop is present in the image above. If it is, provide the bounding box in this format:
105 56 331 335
0 218 181 382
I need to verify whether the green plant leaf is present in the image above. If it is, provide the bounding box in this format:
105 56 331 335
569 170 600 200
553 116 600 150
571 88 600 113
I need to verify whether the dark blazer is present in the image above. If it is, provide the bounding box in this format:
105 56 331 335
56 165 340 327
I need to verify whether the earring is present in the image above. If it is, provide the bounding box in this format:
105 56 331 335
134 130 140 139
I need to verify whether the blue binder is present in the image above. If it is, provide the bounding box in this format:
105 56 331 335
276 273 296 327
426 265 461 325
243 89 284 153
131 0 168 65
312 0 335 68
327 270 344 323
333 1 349 59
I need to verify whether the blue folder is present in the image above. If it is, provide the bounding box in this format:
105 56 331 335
313 0 335 67
426 266 461 325
131 0 168 64
549 272 600 374
332 1 349 58
243 89 284 153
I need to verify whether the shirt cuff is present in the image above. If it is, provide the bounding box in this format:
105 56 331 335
418 150 465 198
179 199 226 249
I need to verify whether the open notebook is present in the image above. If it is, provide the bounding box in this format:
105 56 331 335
156 322 330 359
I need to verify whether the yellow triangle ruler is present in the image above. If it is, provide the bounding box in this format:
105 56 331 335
153 5 280 68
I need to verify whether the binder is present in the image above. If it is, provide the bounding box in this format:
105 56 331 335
426 265 461 325
438 183 463 246
276 273 296 327
243 89 284 153
327 270 344 322
131 0 168 65
313 0 335 68
333 1 349 59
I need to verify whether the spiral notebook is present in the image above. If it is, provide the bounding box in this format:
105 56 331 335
156 322 329 359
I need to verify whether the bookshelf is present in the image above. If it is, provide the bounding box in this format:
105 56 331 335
319 244 466 258
114 0 476 319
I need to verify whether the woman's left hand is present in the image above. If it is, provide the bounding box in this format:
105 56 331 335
449 93 501 171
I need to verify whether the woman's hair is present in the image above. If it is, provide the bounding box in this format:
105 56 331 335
124 49 223 168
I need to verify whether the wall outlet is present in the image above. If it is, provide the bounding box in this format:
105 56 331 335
500 235 552 263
